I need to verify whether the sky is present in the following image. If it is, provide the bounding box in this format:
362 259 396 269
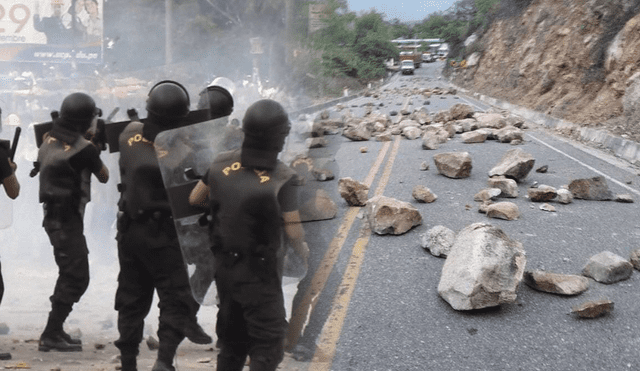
346 0 458 22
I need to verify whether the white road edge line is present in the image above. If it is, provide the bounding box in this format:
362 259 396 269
527 133 640 197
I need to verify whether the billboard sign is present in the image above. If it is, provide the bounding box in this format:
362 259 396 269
0 0 103 64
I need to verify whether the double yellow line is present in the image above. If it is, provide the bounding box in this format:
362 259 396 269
285 135 402 370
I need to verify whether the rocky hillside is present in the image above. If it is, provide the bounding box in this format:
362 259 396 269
447 0 640 142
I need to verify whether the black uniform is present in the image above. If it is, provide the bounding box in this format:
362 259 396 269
0 145 12 305
37 124 104 347
114 121 203 363
204 149 297 371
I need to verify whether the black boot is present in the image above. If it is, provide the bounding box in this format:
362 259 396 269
120 352 138 371
39 302 82 352
183 321 212 345
152 342 177 371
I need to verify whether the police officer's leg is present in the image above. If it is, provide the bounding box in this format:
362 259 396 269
216 291 250 371
245 285 287 371
40 214 88 351
114 222 155 371
0 261 3 305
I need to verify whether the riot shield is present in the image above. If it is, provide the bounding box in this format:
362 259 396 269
154 117 229 305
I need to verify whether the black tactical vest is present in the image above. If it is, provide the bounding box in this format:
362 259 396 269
207 150 295 273
38 131 92 204
117 121 170 218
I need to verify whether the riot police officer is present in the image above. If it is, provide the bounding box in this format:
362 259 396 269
189 99 309 371
114 80 212 371
37 92 109 352
0 134 19 360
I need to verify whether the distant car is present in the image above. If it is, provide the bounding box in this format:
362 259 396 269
422 53 436 63
401 60 415 75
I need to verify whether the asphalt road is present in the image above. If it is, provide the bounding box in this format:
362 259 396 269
286 61 640 371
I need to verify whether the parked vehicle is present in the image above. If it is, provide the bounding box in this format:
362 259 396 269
422 53 436 63
401 60 415 75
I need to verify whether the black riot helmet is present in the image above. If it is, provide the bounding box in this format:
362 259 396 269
58 92 100 133
197 85 234 120
241 99 291 170
145 80 190 123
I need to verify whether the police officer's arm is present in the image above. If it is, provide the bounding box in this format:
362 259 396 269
94 164 109 184
2 160 20 199
189 180 210 208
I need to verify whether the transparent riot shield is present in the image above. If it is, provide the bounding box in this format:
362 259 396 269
155 117 229 305
0 195 12 229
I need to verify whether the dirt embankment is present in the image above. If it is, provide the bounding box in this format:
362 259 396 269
448 0 640 142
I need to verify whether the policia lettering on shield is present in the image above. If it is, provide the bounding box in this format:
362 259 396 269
36 92 110 352
114 81 212 371
189 99 310 371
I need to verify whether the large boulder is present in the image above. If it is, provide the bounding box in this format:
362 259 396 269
487 176 518 198
488 148 535 182
449 103 474 120
568 176 613 201
433 152 472 179
365 195 422 235
438 223 526 310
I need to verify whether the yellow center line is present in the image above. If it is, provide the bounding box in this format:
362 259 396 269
309 135 402 371
285 140 392 351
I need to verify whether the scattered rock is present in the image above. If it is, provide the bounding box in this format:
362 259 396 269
412 185 438 203
582 251 634 284
474 188 502 202
421 133 440 150
299 189 338 222
420 225 455 257
615 194 634 203
495 126 524 143
487 176 518 198
338 177 369 206
571 299 614 319
365 195 423 235
146 336 160 350
438 223 526 310
433 152 473 179
556 188 574 204
311 168 334 181
402 126 422 140
536 165 549 173
486 202 520 220
360 146 368 153
629 247 640 270
478 201 493 214
419 161 429 171
342 123 371 141
568 176 613 201
449 103 475 120
305 137 327 148
488 148 535 182
528 185 557 202
539 203 556 212
461 131 488 143
524 270 589 296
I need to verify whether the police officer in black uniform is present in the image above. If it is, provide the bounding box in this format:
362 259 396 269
37 92 109 352
189 99 309 371
114 81 212 371
0 135 19 360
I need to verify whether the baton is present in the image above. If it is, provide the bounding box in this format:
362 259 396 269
9 127 20 162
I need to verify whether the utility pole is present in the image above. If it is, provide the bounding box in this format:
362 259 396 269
165 0 173 65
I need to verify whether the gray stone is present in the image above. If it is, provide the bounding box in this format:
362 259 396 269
539 203 556 212
523 270 589 296
568 176 613 200
528 185 557 202
556 188 574 204
402 126 422 140
365 195 422 235
421 133 440 150
342 122 371 141
438 223 526 310
629 247 640 270
474 112 507 129
495 126 524 143
412 185 437 203
571 299 614 319
433 152 473 179
488 148 535 182
305 137 328 148
582 251 633 283
486 202 520 220
299 189 338 222
461 130 488 143
615 194 634 203
338 177 369 206
420 225 455 257
449 103 475 120
487 176 518 198
474 188 502 202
